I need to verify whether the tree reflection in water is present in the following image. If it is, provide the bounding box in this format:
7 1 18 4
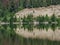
0 14 60 45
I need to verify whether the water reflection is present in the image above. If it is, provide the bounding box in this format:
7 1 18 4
22 22 60 31
0 22 60 45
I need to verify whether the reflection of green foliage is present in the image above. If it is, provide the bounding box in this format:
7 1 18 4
0 14 60 31
0 24 16 42
35 23 49 31
21 14 60 31
22 14 34 31
35 24 44 30
44 24 49 31
50 24 57 31
57 17 60 27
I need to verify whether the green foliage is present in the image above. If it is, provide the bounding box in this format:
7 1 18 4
0 0 60 22
21 14 60 31
44 14 49 21
22 14 34 31
18 0 60 8
50 14 57 22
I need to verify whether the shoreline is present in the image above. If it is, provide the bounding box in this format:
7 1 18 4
15 5 60 41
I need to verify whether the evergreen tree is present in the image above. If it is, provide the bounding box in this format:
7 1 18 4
50 14 56 22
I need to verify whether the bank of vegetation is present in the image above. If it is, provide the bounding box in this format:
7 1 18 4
0 0 60 22
21 14 60 31
0 0 60 45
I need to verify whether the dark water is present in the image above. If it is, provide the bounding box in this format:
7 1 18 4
0 23 60 45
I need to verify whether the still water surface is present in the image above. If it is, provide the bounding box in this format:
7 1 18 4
0 23 60 45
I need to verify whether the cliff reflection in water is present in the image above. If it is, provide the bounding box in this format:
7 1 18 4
0 22 60 45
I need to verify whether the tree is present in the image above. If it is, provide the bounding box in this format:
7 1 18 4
44 14 49 21
50 14 56 22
